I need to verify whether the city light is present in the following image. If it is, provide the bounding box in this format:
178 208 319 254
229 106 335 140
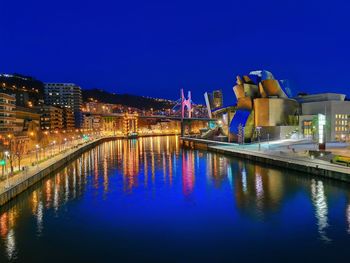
318 114 326 144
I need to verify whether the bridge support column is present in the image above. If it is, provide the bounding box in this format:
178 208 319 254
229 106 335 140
181 121 184 137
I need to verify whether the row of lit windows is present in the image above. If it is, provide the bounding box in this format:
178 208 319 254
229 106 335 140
335 114 349 119
335 126 349 132
335 120 348 125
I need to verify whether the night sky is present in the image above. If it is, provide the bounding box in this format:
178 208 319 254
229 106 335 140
2 0 350 102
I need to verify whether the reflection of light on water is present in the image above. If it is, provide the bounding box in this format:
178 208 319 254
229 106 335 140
78 158 82 178
241 167 247 193
36 201 44 236
151 151 155 184
168 154 173 185
157 137 161 154
196 151 199 170
6 229 16 261
255 174 264 198
31 191 38 215
123 140 140 191
93 149 99 189
73 167 77 198
311 179 331 242
227 165 233 188
175 136 179 152
162 152 166 182
65 172 69 202
103 156 109 193
166 136 169 153
347 203 350 234
143 150 148 188
0 212 9 237
255 173 264 212
182 151 195 197
206 154 212 185
45 180 52 208
173 153 177 177
54 179 59 212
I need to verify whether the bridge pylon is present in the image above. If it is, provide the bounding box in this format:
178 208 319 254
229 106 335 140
180 88 192 119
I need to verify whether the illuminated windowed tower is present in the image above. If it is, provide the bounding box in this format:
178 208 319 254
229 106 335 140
44 83 83 128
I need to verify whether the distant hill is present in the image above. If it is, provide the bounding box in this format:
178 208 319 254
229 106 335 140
82 88 175 110
0 73 45 106
0 73 44 92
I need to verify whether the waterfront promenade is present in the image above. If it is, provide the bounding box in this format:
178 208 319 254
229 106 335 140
182 137 350 182
0 136 116 206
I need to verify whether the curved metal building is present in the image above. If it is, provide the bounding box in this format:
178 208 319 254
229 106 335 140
229 70 298 142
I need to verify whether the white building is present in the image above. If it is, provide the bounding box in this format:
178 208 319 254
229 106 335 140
297 93 350 142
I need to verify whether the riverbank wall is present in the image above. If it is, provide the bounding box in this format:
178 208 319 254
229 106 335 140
181 137 350 183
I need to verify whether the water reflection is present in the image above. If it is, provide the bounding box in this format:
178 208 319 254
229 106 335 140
311 179 331 242
0 136 350 262
5 229 16 261
347 203 350 234
182 151 195 197
0 208 18 261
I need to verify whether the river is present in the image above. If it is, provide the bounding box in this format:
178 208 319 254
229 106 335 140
0 136 350 262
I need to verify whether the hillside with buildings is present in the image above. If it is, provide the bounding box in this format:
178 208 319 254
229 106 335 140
0 73 182 162
0 73 44 107
82 88 175 110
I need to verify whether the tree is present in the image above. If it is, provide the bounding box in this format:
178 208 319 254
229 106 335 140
14 138 27 171
5 136 28 173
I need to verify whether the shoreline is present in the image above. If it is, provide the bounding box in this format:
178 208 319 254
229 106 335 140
0 136 117 206
181 137 350 183
0 134 180 207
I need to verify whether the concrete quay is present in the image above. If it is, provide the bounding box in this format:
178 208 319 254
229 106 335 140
181 137 350 183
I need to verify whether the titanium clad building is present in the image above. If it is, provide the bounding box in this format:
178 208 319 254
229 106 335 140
230 70 298 141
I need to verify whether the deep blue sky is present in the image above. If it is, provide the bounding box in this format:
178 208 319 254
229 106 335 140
2 0 350 102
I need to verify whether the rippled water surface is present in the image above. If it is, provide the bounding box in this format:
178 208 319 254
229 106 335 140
1 136 350 262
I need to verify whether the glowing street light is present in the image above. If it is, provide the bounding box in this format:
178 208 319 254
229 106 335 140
318 114 326 150
35 144 40 165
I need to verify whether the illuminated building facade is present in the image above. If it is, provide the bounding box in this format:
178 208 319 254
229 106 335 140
205 70 298 142
204 90 223 118
62 108 75 131
212 90 223 109
231 70 299 141
0 74 44 107
0 93 16 134
83 114 102 130
82 102 116 114
13 106 41 133
44 83 83 128
123 113 138 135
37 105 63 131
297 93 350 142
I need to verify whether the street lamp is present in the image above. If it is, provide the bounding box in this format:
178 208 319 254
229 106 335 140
1 152 7 180
4 151 9 188
52 140 56 156
35 144 40 165
256 126 262 151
